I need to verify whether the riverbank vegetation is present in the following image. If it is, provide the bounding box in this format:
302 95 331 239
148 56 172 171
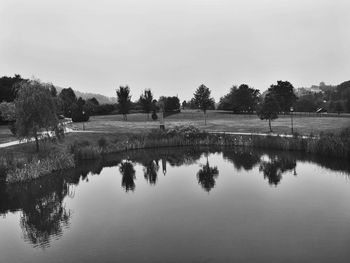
1 125 349 184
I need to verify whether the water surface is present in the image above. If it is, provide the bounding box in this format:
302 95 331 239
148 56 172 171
1 147 350 263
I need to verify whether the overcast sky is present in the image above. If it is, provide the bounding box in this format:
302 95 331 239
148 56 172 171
1 0 349 101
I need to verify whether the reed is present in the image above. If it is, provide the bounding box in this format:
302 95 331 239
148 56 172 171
6 152 75 183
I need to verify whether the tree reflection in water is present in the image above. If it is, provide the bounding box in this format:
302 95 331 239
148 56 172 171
259 155 297 186
222 148 262 171
197 156 219 192
143 160 159 185
1 146 349 249
119 161 136 192
0 174 74 249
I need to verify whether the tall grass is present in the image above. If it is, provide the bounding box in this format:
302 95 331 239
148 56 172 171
6 152 75 183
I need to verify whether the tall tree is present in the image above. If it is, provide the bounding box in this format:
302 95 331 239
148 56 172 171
116 86 131 121
15 80 59 152
58 87 77 117
257 93 280 132
193 84 215 125
268 81 297 112
0 74 25 102
218 84 260 113
139 89 153 119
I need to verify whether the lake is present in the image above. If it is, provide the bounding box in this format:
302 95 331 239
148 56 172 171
1 147 350 263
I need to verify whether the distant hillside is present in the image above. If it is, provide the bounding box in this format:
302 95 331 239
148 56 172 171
55 86 117 104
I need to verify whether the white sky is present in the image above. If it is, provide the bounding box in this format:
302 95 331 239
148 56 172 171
1 0 349 101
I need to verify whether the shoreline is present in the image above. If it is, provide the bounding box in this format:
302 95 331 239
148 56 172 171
1 127 349 184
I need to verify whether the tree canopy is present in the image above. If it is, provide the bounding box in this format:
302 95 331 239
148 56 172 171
139 89 154 118
193 84 215 124
268 81 297 112
116 86 131 120
257 93 280 132
15 79 59 151
0 74 26 103
58 87 77 117
218 84 260 113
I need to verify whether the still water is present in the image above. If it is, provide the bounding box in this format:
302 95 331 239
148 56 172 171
1 147 350 263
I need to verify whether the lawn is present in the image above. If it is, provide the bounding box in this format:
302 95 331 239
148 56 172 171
68 110 350 135
1 110 349 146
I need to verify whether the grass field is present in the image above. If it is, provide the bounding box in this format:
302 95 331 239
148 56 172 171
1 110 349 146
68 110 350 135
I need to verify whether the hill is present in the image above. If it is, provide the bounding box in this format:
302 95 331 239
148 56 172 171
55 86 116 104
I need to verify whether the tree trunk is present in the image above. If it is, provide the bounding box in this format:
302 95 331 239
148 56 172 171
268 119 272 132
204 110 207 125
35 134 39 152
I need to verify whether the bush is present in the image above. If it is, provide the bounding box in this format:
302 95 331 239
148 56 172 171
98 137 107 148
151 111 158 120
93 104 115 115
72 108 89 122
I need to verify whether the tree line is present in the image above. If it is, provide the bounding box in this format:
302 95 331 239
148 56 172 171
1 74 350 150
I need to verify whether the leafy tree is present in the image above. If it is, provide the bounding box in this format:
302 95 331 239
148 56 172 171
0 74 25 102
159 96 180 112
0 102 16 122
139 89 153 119
15 80 59 152
0 102 16 134
257 93 280 132
71 100 89 123
268 81 297 112
58 87 77 117
218 84 259 113
335 101 343 114
116 86 131 121
193 84 215 125
182 100 187 110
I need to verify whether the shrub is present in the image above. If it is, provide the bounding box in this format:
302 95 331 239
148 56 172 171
98 137 107 148
151 111 158 120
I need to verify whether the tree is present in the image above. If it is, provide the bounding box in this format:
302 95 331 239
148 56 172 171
218 84 259 113
0 102 16 134
0 102 16 122
139 89 153 119
159 96 180 112
15 80 59 152
268 81 297 112
193 84 215 125
257 93 280 132
182 100 187 110
116 86 131 121
58 87 77 117
335 101 343 114
71 97 90 122
0 74 25 102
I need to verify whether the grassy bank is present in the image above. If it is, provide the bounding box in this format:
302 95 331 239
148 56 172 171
1 126 349 183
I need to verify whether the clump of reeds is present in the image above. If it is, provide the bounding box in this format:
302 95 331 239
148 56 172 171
6 152 75 183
